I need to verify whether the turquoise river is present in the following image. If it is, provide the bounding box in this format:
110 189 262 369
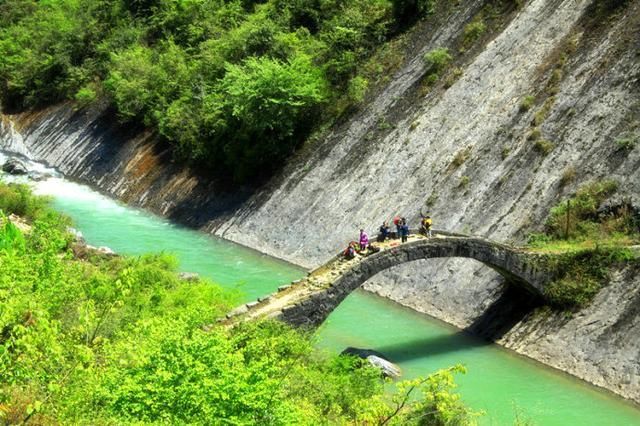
31 177 640 425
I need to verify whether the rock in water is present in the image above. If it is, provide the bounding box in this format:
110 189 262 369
67 227 85 244
340 347 402 378
178 272 200 282
97 246 116 256
366 355 402 379
2 158 28 175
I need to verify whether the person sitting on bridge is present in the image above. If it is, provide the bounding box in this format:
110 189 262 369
400 218 409 243
378 222 390 242
367 243 380 254
420 215 433 238
343 241 357 260
359 229 369 252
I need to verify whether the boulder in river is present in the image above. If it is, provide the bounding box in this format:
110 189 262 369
178 272 200 282
341 347 402 378
67 227 85 244
28 171 54 182
97 246 116 256
2 158 28 175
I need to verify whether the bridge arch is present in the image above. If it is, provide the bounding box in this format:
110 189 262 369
224 235 554 328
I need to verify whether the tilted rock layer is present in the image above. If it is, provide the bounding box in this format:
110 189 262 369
2 0 639 402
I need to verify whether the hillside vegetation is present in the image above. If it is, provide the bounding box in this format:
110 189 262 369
0 0 434 182
0 182 479 424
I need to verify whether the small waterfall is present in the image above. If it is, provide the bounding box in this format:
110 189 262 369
0 115 32 157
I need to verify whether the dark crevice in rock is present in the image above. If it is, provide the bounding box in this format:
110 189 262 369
466 283 543 341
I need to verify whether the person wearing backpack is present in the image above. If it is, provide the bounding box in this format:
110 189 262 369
421 215 433 237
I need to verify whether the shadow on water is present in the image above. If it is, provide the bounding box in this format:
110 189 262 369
373 283 542 363
374 332 491 363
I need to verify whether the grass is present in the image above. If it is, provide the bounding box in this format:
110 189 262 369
527 128 541 141
423 48 452 85
559 166 576 187
459 175 470 188
532 97 556 126
451 147 472 168
519 95 535 112
528 234 639 254
527 180 640 309
461 20 486 50
534 139 554 156
615 132 638 151
501 147 511 160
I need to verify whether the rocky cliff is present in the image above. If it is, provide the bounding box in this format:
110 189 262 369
2 0 639 403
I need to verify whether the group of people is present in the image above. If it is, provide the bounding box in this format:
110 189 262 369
343 213 433 260
343 229 380 260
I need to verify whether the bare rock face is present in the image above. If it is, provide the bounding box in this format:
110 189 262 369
2 158 28 175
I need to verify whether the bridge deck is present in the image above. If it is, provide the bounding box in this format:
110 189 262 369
222 233 479 325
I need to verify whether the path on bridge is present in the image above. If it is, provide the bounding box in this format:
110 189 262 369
221 231 556 328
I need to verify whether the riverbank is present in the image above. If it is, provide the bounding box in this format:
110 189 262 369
1 115 640 405
12 173 640 424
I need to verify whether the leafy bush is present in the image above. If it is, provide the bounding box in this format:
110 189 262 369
0 0 428 183
462 20 486 48
615 132 638 151
348 75 369 105
519 95 535 112
529 180 639 308
559 166 576 187
422 47 452 85
0 182 55 222
545 180 619 239
534 139 554 156
543 247 635 309
451 147 471 168
0 184 478 424
392 0 436 27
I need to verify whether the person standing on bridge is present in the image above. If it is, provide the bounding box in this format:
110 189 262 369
378 221 390 242
393 216 402 239
359 229 369 251
421 215 433 238
400 218 409 243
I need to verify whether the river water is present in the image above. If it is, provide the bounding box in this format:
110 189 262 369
7 172 639 425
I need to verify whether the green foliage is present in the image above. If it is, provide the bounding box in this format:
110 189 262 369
423 47 452 84
527 128 541 141
546 180 619 239
559 166 576 187
459 175 470 189
451 147 471 168
219 54 327 180
461 20 486 48
519 95 535 112
543 246 635 309
74 85 97 107
615 132 638 151
532 97 555 126
1 0 426 183
0 184 477 424
0 216 26 253
0 182 58 223
391 0 435 27
529 180 640 309
501 146 511 160
348 75 369 105
533 139 554 156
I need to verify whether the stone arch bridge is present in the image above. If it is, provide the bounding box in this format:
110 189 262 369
222 232 557 328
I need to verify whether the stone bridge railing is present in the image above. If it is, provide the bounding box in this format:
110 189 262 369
221 232 556 328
